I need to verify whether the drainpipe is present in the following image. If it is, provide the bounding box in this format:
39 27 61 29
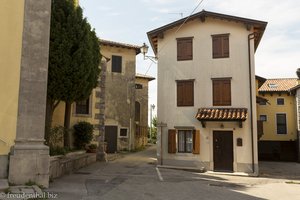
248 32 258 174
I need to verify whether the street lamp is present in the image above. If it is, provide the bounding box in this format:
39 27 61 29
140 43 157 63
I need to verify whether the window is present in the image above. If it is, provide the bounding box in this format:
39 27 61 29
276 114 287 134
120 128 128 137
112 55 122 73
75 98 90 115
212 79 231 106
177 37 193 61
212 34 229 58
178 130 193 153
277 98 284 105
177 80 194 106
259 115 267 121
135 84 143 89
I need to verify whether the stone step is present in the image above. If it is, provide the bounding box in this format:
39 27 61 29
0 179 9 191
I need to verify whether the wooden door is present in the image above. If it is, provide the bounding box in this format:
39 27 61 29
105 126 118 153
213 131 233 172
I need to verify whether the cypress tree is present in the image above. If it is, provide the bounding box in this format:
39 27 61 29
46 0 100 147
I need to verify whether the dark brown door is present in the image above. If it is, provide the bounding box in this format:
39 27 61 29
105 126 118 153
213 131 233 172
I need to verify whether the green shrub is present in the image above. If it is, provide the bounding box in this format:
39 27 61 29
48 126 66 148
50 146 69 156
73 121 94 149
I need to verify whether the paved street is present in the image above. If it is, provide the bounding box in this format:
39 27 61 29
47 145 300 200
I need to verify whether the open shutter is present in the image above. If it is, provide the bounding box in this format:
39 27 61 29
168 129 176 153
193 130 200 154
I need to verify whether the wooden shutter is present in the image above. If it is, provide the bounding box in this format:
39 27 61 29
177 38 193 61
213 80 222 106
177 82 184 106
177 80 194 106
184 81 194 106
193 130 200 154
168 129 176 153
213 79 231 106
223 36 229 57
212 37 221 58
212 34 229 58
222 80 231 106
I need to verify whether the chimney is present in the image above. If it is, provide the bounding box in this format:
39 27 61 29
297 68 300 84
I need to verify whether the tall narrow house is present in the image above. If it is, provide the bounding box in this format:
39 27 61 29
148 10 267 174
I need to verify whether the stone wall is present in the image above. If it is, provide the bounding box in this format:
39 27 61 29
50 152 96 179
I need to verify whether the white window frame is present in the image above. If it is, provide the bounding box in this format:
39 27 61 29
119 127 129 138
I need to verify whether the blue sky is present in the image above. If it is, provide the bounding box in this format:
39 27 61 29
79 0 300 117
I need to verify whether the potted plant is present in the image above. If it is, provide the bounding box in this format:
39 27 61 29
87 144 98 153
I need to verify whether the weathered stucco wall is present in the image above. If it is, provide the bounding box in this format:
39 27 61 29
101 45 136 150
156 17 258 173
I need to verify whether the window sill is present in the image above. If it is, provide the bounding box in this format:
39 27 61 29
74 114 92 118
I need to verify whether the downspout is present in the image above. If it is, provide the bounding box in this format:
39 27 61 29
248 32 257 174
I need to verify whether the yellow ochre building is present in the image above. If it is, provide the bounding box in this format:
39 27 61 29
257 77 298 161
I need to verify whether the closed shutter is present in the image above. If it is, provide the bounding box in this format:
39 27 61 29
193 130 200 154
222 80 231 106
184 81 194 106
212 37 221 58
223 36 229 57
213 80 222 106
168 129 176 153
177 80 194 106
177 82 184 106
212 34 229 58
177 38 193 61
213 79 231 106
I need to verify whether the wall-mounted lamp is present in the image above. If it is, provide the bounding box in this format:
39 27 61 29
140 43 157 63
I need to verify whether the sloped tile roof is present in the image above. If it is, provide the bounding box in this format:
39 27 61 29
258 78 298 92
196 108 248 121
136 73 155 81
99 39 141 54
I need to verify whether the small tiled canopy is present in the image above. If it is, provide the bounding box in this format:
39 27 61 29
195 108 248 128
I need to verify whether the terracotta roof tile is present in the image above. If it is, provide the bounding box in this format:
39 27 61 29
196 108 248 121
136 73 155 81
99 39 141 54
258 78 298 92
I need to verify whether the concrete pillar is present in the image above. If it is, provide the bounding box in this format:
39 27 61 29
9 0 52 188
157 123 167 165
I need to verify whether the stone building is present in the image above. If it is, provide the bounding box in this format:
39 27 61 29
52 39 155 153
100 39 140 153
135 74 155 148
